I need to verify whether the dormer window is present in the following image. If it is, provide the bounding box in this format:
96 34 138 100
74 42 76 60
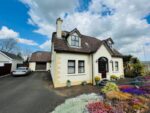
107 40 112 48
106 38 114 49
71 35 79 47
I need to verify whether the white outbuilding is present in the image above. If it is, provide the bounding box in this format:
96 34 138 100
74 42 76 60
0 51 23 76
29 51 51 71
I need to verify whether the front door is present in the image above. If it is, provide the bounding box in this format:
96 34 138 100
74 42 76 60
98 57 108 78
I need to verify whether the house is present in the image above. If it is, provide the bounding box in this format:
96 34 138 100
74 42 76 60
51 18 124 88
29 51 51 71
0 51 23 76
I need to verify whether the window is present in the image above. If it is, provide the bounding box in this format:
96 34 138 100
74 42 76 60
112 61 114 71
78 60 85 73
68 60 75 74
107 40 112 48
115 61 119 71
71 35 79 47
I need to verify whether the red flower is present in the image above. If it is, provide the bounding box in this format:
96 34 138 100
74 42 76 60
86 101 113 113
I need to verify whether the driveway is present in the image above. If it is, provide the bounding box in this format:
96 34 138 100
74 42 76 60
0 72 99 113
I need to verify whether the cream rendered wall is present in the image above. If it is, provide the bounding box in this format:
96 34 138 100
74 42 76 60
29 62 36 71
111 57 124 78
93 44 124 81
53 52 92 88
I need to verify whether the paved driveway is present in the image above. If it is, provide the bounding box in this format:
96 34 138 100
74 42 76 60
0 72 99 113
0 72 64 113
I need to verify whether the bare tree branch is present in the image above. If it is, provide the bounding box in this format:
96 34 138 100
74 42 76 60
0 38 18 52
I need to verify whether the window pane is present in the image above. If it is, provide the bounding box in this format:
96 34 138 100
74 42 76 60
71 41 75 46
75 36 79 41
79 67 84 73
71 36 75 40
71 35 79 47
115 61 119 71
68 61 75 66
76 41 79 47
79 62 84 66
68 67 75 74
68 60 75 74
112 62 114 71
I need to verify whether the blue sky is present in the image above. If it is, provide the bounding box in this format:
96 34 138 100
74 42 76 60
0 0 150 61
0 0 47 52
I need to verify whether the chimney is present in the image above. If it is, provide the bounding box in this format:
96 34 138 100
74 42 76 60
56 18 63 38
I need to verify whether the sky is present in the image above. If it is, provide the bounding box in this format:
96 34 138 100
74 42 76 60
0 0 150 61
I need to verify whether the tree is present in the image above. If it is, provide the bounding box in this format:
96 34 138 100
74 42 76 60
123 55 144 77
0 38 18 52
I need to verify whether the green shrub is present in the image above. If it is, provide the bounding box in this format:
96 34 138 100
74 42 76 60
110 75 118 80
101 82 120 94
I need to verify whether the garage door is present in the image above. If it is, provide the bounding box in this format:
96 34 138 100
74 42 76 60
36 62 46 70
0 63 12 76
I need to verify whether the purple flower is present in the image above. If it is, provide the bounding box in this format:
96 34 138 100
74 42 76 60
121 88 146 95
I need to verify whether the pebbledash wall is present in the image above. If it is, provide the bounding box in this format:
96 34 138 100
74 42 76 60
51 44 124 88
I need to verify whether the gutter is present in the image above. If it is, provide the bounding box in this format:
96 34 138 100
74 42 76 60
91 54 94 85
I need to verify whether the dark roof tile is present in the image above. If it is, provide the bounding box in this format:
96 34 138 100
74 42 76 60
29 51 51 62
52 30 123 57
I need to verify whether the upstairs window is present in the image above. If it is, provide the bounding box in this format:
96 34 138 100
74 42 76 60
71 35 79 47
107 40 113 48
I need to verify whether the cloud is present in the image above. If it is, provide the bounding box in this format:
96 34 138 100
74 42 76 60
21 0 78 37
0 26 38 46
21 0 150 60
39 40 51 50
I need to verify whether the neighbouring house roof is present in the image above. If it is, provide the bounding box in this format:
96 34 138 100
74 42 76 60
0 51 23 60
29 51 51 62
52 29 123 57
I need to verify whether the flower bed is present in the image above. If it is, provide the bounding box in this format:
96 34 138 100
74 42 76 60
52 81 150 113
106 91 132 100
52 93 103 113
140 84 150 94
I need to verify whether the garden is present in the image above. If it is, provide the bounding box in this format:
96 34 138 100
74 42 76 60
52 75 150 113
